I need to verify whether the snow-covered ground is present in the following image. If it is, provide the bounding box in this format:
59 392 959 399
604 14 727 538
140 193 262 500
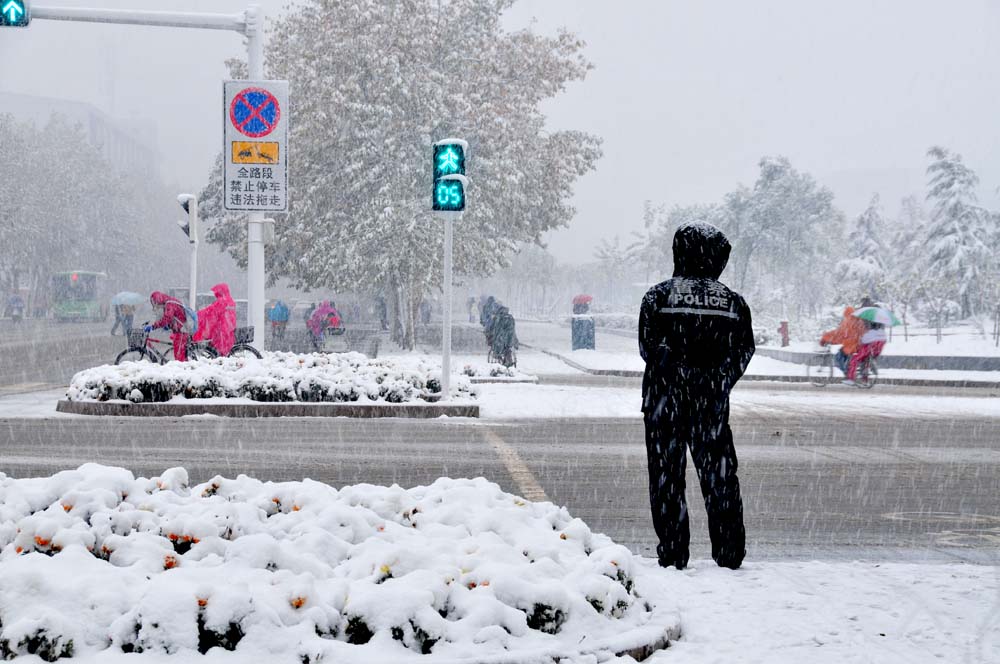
643 559 999 664
477 383 1000 420
0 466 995 664
545 350 1000 384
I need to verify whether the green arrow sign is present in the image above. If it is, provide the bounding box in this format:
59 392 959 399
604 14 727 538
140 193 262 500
1 0 29 27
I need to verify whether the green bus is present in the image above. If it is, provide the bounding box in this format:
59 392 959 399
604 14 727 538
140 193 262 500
52 271 108 322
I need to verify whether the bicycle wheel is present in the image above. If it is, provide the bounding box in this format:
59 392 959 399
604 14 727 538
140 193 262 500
856 358 878 389
807 353 831 387
187 343 219 361
228 343 263 360
115 348 161 365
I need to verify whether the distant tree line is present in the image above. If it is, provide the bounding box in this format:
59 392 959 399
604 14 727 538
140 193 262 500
0 113 187 309
487 147 999 342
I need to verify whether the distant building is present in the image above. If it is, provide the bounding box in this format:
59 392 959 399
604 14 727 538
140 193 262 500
0 91 159 178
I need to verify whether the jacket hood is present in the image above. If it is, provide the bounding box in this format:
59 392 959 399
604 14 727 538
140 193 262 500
211 283 233 302
672 222 731 280
843 306 855 317
150 291 171 306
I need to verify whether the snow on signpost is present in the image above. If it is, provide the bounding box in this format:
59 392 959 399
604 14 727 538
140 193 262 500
223 80 289 213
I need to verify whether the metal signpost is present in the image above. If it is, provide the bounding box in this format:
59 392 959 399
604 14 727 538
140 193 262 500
24 4 277 350
432 138 468 400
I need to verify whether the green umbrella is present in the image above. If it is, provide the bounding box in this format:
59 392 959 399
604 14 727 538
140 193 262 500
852 306 901 327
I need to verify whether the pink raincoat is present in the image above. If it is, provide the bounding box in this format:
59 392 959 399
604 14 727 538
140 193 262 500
307 300 341 338
150 291 188 361
194 283 237 355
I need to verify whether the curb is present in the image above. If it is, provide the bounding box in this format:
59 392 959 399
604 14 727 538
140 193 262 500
528 347 1000 389
56 400 480 418
468 376 539 384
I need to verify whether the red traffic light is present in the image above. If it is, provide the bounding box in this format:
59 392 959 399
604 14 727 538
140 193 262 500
71 273 79 282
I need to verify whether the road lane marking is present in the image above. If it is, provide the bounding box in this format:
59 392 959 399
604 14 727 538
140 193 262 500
482 428 549 503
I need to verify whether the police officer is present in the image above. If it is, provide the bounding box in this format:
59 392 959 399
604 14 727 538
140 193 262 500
638 222 755 570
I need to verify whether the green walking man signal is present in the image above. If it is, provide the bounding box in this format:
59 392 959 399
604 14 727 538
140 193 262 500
0 0 29 26
432 140 467 212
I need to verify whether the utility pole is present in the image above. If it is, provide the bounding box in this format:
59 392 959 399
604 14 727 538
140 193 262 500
29 4 270 346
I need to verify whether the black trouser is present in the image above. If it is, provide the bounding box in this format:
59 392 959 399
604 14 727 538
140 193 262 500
644 397 745 569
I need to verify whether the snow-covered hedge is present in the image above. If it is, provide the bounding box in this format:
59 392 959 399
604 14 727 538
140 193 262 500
0 465 673 662
461 363 534 381
66 353 475 404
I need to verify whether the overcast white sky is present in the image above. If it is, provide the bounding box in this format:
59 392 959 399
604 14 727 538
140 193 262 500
2 0 998 263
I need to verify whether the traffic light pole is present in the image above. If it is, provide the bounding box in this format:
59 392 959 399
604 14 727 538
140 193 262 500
30 3 269 349
438 211 459 400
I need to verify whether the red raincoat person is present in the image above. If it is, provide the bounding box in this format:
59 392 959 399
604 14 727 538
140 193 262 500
148 291 188 361
194 283 237 356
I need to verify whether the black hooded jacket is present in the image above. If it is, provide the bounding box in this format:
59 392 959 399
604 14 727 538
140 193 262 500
639 223 755 413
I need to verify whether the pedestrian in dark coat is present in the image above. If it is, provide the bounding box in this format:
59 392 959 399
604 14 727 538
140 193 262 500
638 222 755 570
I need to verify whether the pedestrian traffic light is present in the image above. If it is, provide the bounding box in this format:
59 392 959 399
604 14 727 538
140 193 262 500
433 139 466 212
0 0 29 27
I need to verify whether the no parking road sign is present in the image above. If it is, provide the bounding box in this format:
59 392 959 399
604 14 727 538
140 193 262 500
224 80 288 212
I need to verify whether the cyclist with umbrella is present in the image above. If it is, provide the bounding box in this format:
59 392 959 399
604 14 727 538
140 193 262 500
844 305 900 385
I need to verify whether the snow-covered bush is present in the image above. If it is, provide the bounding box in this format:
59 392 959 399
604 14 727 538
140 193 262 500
461 363 534 380
0 466 673 662
66 353 475 404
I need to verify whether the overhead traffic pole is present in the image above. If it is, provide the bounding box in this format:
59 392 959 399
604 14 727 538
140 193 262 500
29 4 271 349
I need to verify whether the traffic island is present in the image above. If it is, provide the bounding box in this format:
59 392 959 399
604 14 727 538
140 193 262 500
63 352 480 417
0 465 680 663
56 399 479 418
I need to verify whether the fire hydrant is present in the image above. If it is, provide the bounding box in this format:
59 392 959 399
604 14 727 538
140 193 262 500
778 320 789 347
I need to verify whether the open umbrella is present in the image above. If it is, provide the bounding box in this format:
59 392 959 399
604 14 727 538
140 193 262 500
111 291 144 307
572 294 593 306
852 306 901 327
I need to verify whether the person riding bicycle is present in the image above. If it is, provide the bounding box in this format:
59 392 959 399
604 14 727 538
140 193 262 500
819 298 872 376
307 300 342 350
145 291 188 361
268 299 290 339
845 322 886 385
194 283 237 356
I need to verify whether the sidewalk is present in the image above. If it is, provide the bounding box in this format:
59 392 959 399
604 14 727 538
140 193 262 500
519 322 1000 389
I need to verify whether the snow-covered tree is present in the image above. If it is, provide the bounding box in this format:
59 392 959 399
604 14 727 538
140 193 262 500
834 193 886 301
883 196 929 340
201 0 602 347
593 235 641 308
923 146 991 317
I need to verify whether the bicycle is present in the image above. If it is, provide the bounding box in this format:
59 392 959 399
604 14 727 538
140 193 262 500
807 347 877 389
114 324 219 365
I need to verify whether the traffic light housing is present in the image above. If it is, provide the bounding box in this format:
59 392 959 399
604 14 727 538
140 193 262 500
177 194 198 242
432 140 466 212
0 0 29 27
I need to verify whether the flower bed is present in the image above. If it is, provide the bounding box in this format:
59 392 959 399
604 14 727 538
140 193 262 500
67 353 475 404
0 466 676 662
